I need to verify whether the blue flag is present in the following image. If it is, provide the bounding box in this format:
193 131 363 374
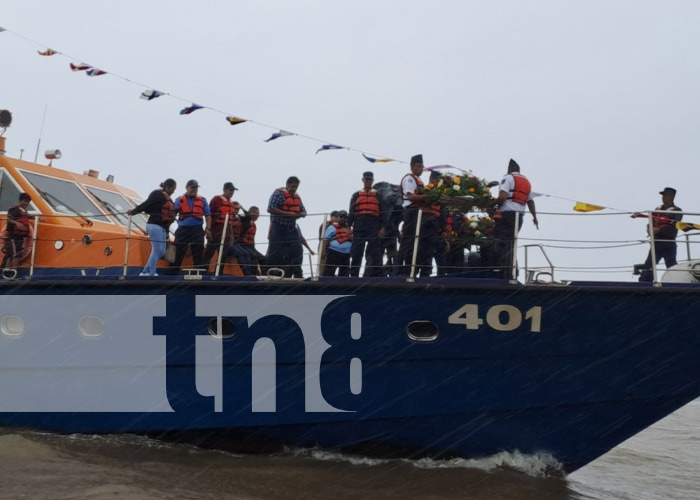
141 90 164 101
180 104 204 115
315 144 343 154
264 130 293 142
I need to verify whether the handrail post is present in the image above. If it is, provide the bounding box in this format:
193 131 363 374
122 215 132 278
647 211 658 285
408 209 423 282
685 233 691 261
510 212 520 283
29 215 39 278
215 213 229 277
313 213 328 281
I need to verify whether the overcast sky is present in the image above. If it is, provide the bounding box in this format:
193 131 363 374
3 0 700 281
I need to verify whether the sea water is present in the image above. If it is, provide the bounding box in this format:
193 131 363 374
1 400 698 500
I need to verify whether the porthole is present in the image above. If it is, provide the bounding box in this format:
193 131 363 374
79 316 104 337
1 315 24 336
406 321 439 342
207 318 236 339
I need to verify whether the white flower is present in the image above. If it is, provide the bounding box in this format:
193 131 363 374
470 222 478 229
452 184 461 192
474 230 482 237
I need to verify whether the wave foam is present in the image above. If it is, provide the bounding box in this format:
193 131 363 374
286 446 562 477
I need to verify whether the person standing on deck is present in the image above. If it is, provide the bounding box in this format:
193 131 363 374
347 171 388 277
202 181 239 268
321 210 353 276
232 206 264 275
128 179 177 276
172 179 212 271
1 192 33 270
491 159 538 279
267 176 306 278
398 154 433 276
636 187 682 282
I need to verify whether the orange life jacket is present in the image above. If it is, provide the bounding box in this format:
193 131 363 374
177 195 205 221
278 188 302 213
332 222 353 243
355 189 380 217
242 220 257 245
217 198 239 224
161 191 175 224
509 173 531 205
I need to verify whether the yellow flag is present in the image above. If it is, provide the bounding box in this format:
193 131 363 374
573 202 605 212
676 221 700 231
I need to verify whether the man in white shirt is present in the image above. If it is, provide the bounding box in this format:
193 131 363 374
398 154 433 276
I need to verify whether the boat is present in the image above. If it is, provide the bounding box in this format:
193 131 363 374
1 114 700 474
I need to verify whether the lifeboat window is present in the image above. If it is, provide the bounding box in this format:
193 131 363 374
0 169 39 213
20 171 112 223
406 321 439 342
86 186 146 232
207 318 236 339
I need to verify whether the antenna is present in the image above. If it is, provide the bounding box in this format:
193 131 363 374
33 105 48 163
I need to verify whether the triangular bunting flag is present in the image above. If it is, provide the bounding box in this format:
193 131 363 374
676 221 700 232
425 164 466 173
70 62 92 72
86 68 107 77
573 201 605 212
180 104 204 115
140 89 164 101
315 144 343 154
0 27 6 32
226 116 246 126
264 130 293 142
362 153 393 163
37 49 57 56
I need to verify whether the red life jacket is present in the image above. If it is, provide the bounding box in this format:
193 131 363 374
161 191 175 224
8 205 32 236
652 205 681 235
422 204 440 217
278 188 302 213
332 222 353 243
355 189 380 217
177 195 205 221
445 211 455 234
242 220 257 245
509 173 531 205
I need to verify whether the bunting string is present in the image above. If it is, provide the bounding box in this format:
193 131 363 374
0 25 403 164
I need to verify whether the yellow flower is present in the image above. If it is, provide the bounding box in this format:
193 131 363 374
469 187 475 192
454 177 461 184
443 188 449 193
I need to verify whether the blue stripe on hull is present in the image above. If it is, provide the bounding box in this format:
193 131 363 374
0 277 699 472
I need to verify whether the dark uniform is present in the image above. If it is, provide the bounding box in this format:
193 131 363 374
2 202 31 268
639 187 682 282
347 172 388 277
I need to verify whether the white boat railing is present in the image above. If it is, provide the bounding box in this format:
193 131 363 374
8 207 700 284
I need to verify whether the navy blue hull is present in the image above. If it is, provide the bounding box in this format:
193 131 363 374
1 276 699 472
